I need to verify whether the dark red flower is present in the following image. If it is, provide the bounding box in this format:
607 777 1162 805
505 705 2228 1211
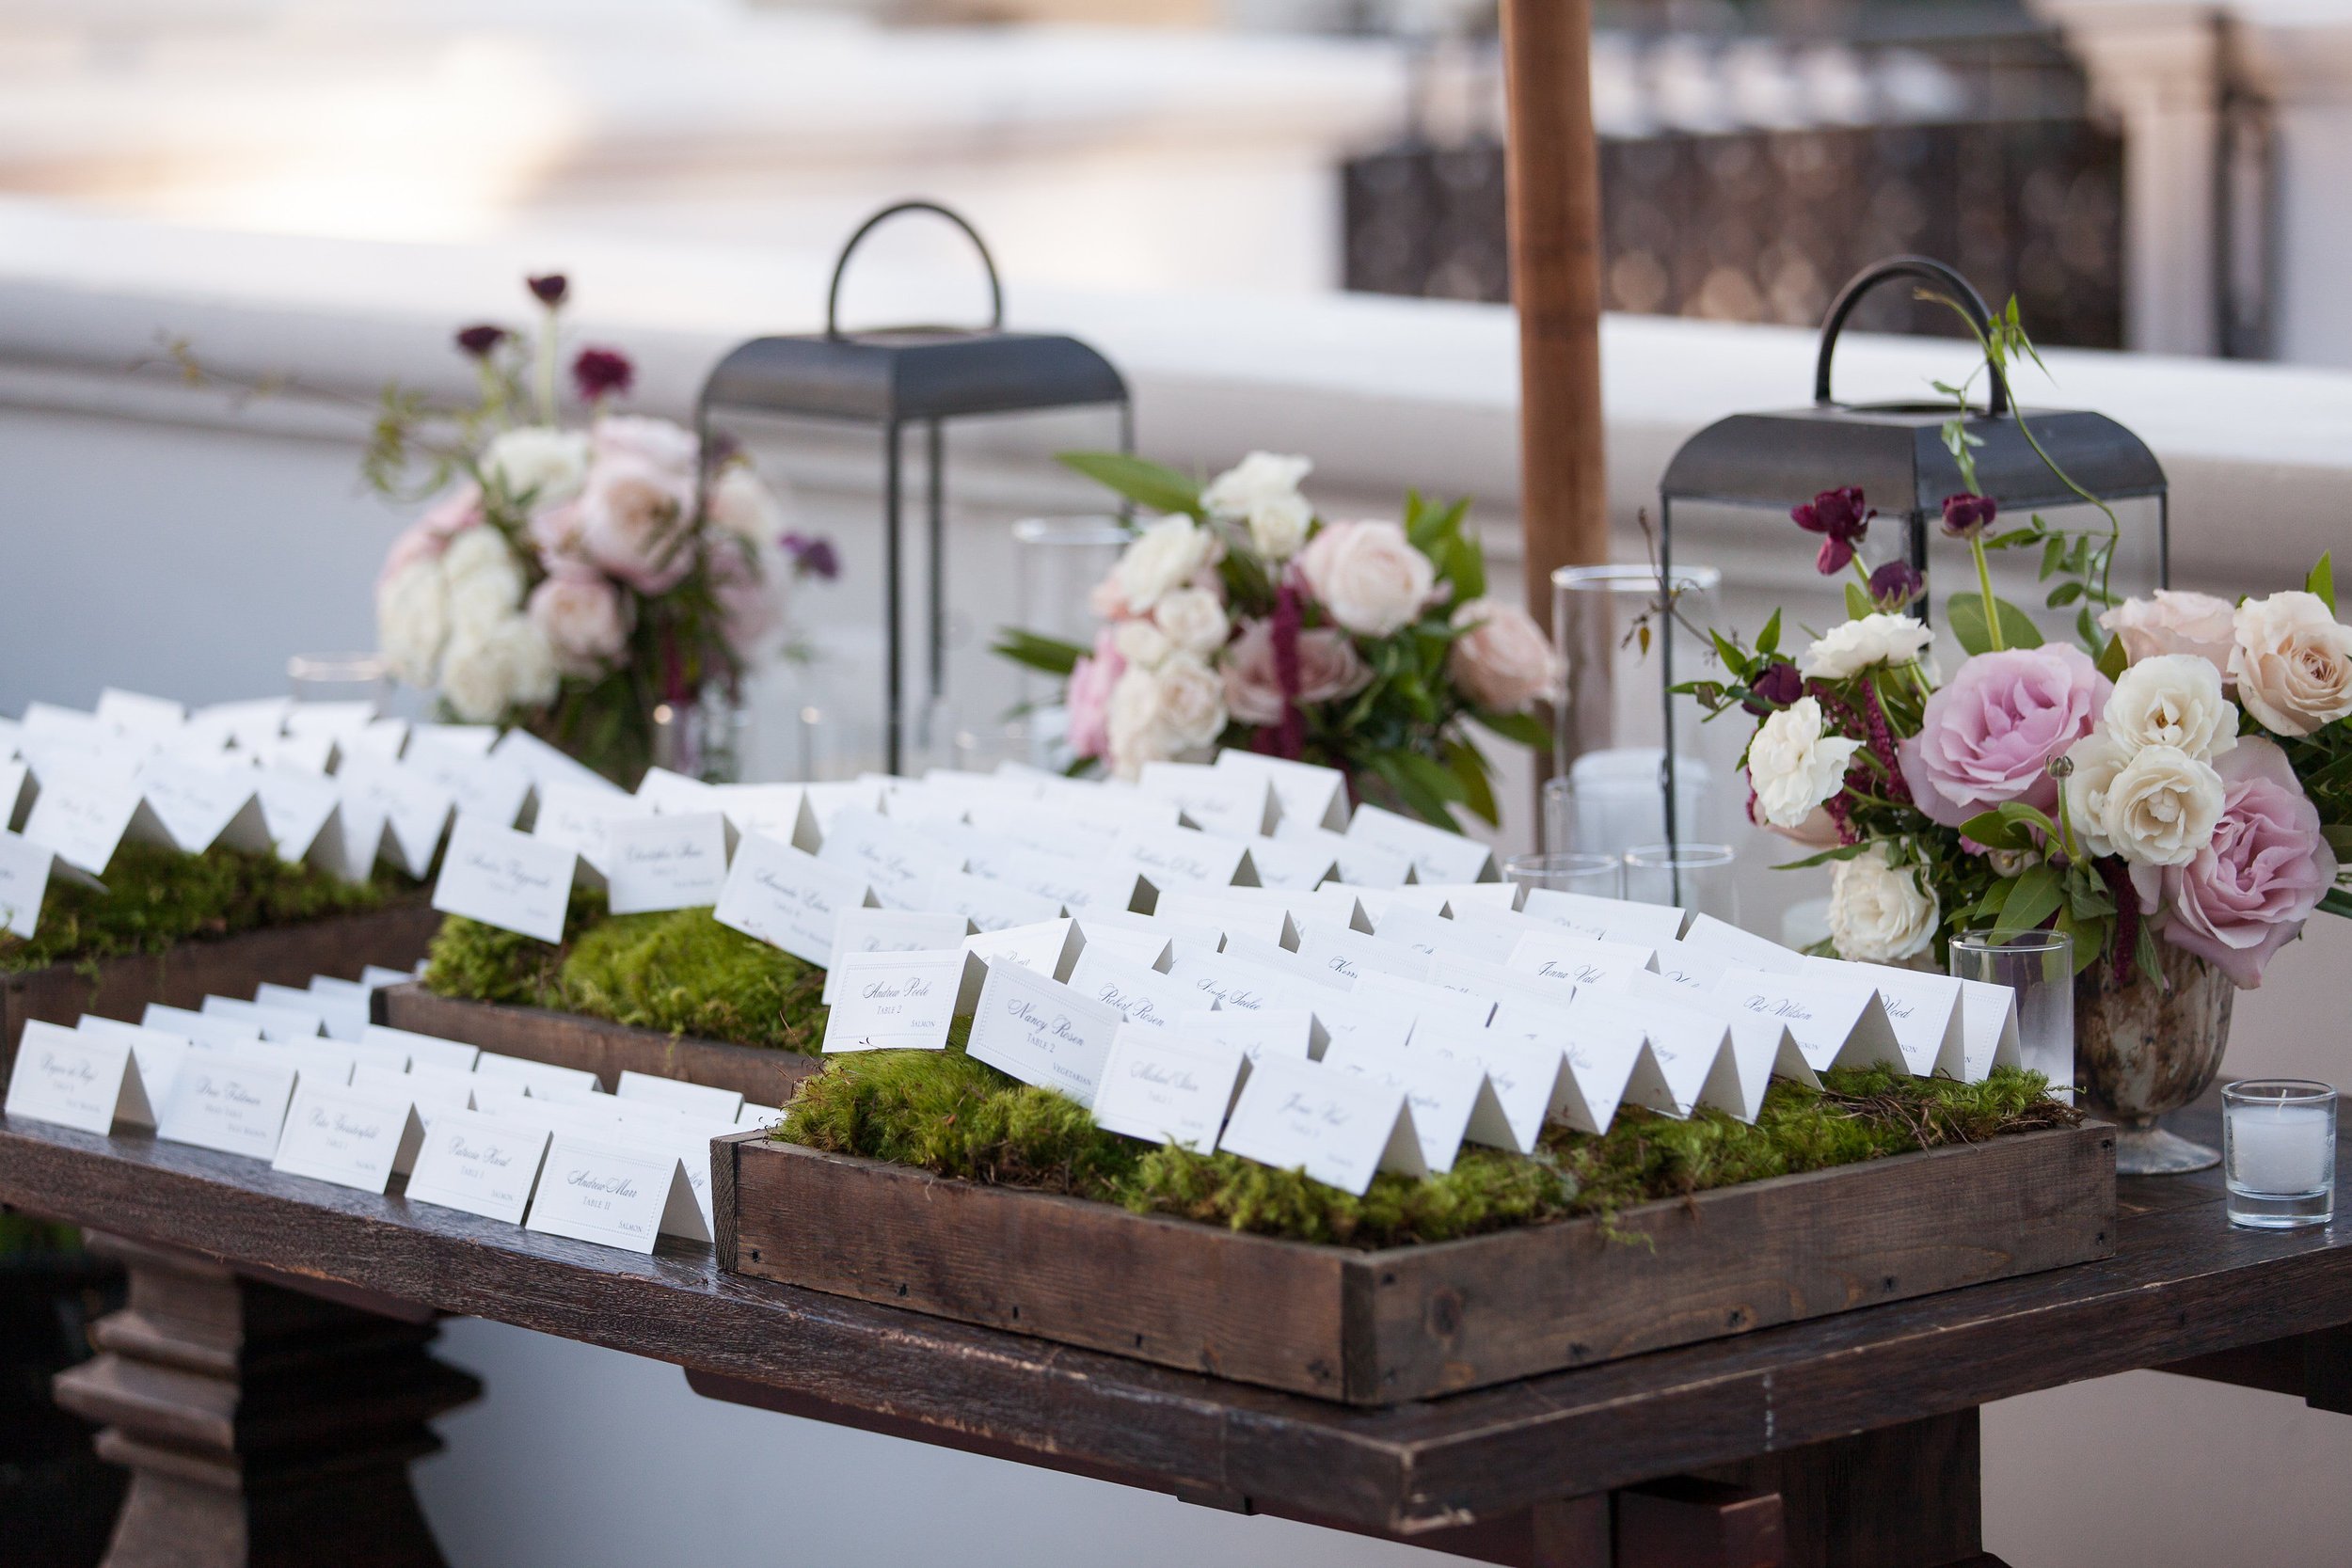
1751 661 1804 706
453 324 509 359
1868 559 1924 610
571 346 634 404
1791 485 1873 576
1941 491 1998 540
782 531 840 582
527 273 569 308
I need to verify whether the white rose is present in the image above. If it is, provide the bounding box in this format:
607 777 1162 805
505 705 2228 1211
592 414 699 477
2102 652 2237 762
1113 619 1174 671
2059 731 2128 860
1152 588 1230 658
1154 654 1228 750
1746 696 1864 830
2100 743 2224 867
439 526 527 636
708 464 786 546
482 426 591 508
375 560 448 688
1201 451 1311 519
1828 843 1940 963
437 614 559 723
1800 613 1933 680
1245 492 1311 562
2230 590 2352 737
1294 520 1436 638
1106 665 1174 781
1113 516 1219 614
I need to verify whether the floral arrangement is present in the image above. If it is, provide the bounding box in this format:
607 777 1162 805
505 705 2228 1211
368 274 837 784
994 452 1557 829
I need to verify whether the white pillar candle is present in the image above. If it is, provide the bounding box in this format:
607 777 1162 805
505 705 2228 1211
2230 1099 2335 1196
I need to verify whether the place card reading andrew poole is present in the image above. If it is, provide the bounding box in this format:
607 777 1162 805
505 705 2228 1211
602 811 730 915
404 1108 552 1224
431 817 576 944
6 1022 153 1133
525 1134 707 1253
965 960 1126 1107
1216 1054 1426 1196
270 1082 424 1194
821 948 984 1053
711 832 873 966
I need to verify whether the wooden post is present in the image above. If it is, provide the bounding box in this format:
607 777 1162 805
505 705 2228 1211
1500 0 1609 636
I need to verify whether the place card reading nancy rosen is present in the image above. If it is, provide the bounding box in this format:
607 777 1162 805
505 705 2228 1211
402 1109 552 1222
964 961 1126 1107
822 910 974 1005
1090 1027 1248 1150
821 948 986 1053
6 1022 154 1133
270 1083 425 1193
431 818 576 943
1216 1055 1426 1196
155 1054 300 1160
711 832 874 967
602 811 730 915
525 1134 707 1253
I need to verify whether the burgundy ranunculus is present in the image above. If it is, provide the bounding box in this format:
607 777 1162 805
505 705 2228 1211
1792 485 1873 576
527 273 569 307
1868 559 1924 610
782 531 840 582
571 346 634 404
1942 492 1998 540
454 324 509 359
1750 661 1804 707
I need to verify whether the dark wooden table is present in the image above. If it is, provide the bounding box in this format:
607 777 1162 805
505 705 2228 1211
6 1103 2349 1568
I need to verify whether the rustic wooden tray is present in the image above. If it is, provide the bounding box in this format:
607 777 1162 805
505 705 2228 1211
2 903 443 1063
718 1120 2117 1405
376 984 824 1105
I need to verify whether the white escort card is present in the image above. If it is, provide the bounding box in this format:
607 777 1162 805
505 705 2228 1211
713 832 874 967
1172 1007 1318 1064
1090 1027 1247 1150
532 784 654 876
616 1070 744 1124
284 700 377 743
1353 971 1496 1032
1154 892 1295 949
76 1018 191 1107
1425 954 1587 1015
823 910 975 1004
1325 1038 1511 1174
155 1053 300 1159
737 1102 783 1132
1071 921 1172 972
260 981 362 1042
474 1052 599 1096
1343 803 1495 885
925 869 1062 935
1066 947 1192 1031
964 961 1126 1106
1713 967 1905 1074
1216 933 1345 990
22 769 146 876
1237 835 1339 893
1111 823 1250 892
707 784 813 850
1276 822 1413 888
815 807 942 911
1565 989 1726 1121
1215 749 1349 832
335 757 453 879
142 1005 263 1053
6 1022 154 1133
1481 1002 1645 1133
1506 931 1661 991
432 817 576 944
1679 914 1805 976
1955 977 2028 1085
1011 862 1148 919
821 948 984 1053
1216 1054 1425 1195
271 1082 425 1193
1304 990 1416 1062
1137 761 1278 839
962 917 1085 982
1375 906 1515 964
96 688 187 736
404 1108 554 1223
491 727 621 800
526 1133 709 1251
1518 889 1687 947
603 811 729 915
202 995 323 1042
1161 947 1322 1016
0 760 26 829
362 1024 481 1074
352 1063 469 1128
133 760 272 855
0 830 56 938
1603 970 1795 1121
634 766 720 814
1802 957 1969 1079
251 768 343 870
1294 924 1422 986
405 742 532 831
1399 1024 1566 1149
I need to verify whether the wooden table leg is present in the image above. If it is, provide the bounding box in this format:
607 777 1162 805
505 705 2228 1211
49 1234 480 1568
1691 1409 1985 1568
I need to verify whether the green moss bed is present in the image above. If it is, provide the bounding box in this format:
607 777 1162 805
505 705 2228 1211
778 1040 2080 1250
0 842 408 974
422 895 828 1053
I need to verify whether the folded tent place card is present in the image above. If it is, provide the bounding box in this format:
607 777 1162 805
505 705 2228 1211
1601 969 1798 1120
473 1052 598 1096
0 830 56 938
260 980 363 1042
432 817 577 944
602 811 729 915
1136 761 1277 839
21 768 147 876
490 727 621 800
1109 822 1250 893
1321 1036 1508 1173
1294 923 1426 986
1374 906 1515 964
923 869 1063 935
155 1051 300 1159
1171 1007 1317 1064
1713 966 1905 1075
1233 834 1337 892
251 768 348 874
1069 920 1172 972
94 688 186 736
1518 889 1687 947
362 1024 480 1074
1565 988 1733 1121
1954 976 2026 1084
962 917 1085 982
965 959 1127 1106
1066 946 1193 1031
6 1021 155 1133
532 784 655 876
527 1132 709 1252
616 1070 744 1124
0 760 26 831
1801 957 1970 1079
1274 821 1413 888
1505 930 1661 991
131 759 273 855
1090 1027 1247 1150
142 1004 264 1053
823 910 975 1004
403 1108 554 1223
816 806 942 911
1214 749 1348 832
821 948 985 1053
1343 802 1495 885
202 995 323 1042
706 784 813 850
1678 913 1805 976
1153 891 1295 949
270 1082 425 1193
75 1018 191 1107
1216 1054 1425 1196
1408 1023 1582 1149
1351 970 1495 1033
1481 1000 1647 1133
335 756 453 879
713 832 875 966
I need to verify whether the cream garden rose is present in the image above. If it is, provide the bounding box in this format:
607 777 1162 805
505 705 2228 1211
2101 590 2236 675
1200 451 1312 562
1113 618 1174 671
375 560 448 688
440 526 527 637
1800 613 1933 680
2060 731 2129 860
2230 591 2352 737
1447 597 1559 712
1747 697 1865 831
1828 843 1940 963
1105 666 1174 778
1154 654 1229 750
1113 516 1219 613
1152 587 1230 658
2101 653 2236 762
1294 519 1435 638
2100 743 2225 867
481 426 590 507
437 614 558 723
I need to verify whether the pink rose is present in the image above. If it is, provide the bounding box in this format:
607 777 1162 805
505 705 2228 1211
579 453 695 593
1899 644 2111 828
708 535 783 659
2155 736 2338 988
529 498 587 568
1294 519 1436 637
1065 628 1125 761
2101 590 2237 679
1221 617 1373 726
527 562 632 675
1448 596 1560 711
381 483 482 584
591 414 698 478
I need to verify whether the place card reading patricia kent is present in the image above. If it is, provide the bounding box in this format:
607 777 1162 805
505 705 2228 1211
431 816 576 944
712 832 874 966
404 1109 552 1224
6 1022 153 1133
525 1133 708 1253
270 1083 425 1193
965 961 1126 1107
154 1054 300 1160
1216 1054 1425 1196
602 811 730 915
1090 1028 1247 1150
821 948 985 1053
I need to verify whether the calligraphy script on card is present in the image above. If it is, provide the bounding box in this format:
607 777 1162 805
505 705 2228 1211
965 963 1125 1107
431 818 576 943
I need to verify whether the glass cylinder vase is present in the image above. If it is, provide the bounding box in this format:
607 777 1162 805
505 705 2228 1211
1014 515 1128 770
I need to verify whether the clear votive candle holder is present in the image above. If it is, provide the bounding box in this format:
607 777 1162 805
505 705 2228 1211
1623 842 1737 924
1503 851 1621 899
1948 928 2074 1104
2222 1080 2336 1230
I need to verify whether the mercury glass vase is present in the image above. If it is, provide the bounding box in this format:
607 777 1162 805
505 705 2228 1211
2075 945 2235 1176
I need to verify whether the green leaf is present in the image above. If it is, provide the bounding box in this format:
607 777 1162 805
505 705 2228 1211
2095 629 2129 681
1845 582 1874 620
1947 593 2044 657
2039 533 2066 581
1466 708 1549 750
2322 825 2352 852
1406 494 1468 552
2135 920 2165 990
2045 580 2084 608
1367 751 1460 832
989 628 1087 676
2310 552 2337 614
1756 609 1782 658
1957 811 2028 852
1441 738 1500 827
1994 863 2064 936
2319 886 2352 920
1447 534 1486 600
1057 451 1200 517
1771 844 1869 870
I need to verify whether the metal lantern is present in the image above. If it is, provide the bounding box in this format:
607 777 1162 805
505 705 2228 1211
1647 254 2170 854
695 200 1132 774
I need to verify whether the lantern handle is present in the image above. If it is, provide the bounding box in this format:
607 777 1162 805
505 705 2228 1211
825 200 1006 340
1813 256 2010 419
